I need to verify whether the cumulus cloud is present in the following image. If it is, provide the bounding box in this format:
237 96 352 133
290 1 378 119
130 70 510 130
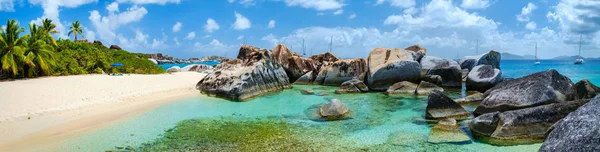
0 0 15 12
29 0 97 38
547 0 600 34
348 13 356 19
517 2 537 22
116 0 180 5
106 2 119 13
237 35 245 40
282 0 344 11
204 18 220 33
172 22 182 32
185 32 196 40
460 0 491 10
233 11 251 30
268 20 276 28
88 4 148 43
526 22 537 30
375 0 415 8
333 9 343 15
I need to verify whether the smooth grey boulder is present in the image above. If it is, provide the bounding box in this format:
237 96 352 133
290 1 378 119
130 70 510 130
470 99 589 145
416 81 444 95
574 79 600 99
420 56 462 87
466 65 504 92
196 45 291 101
319 99 350 120
181 64 214 72
459 50 501 71
385 81 418 96
166 66 181 72
539 96 600 152
335 79 369 94
293 71 316 85
314 58 367 86
426 90 471 120
473 69 577 115
455 92 485 104
423 75 442 86
428 118 471 143
366 48 421 91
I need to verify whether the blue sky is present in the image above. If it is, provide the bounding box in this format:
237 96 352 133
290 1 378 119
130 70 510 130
1 0 599 59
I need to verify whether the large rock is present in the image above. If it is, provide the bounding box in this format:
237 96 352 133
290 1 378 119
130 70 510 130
470 99 589 145
405 44 427 62
416 81 444 95
466 65 504 92
319 99 350 120
196 45 291 101
420 56 462 87
293 71 316 85
335 79 369 94
292 52 341 84
459 50 501 71
272 44 316 82
314 58 367 86
109 45 122 50
539 96 600 151
428 118 471 143
455 92 485 104
473 69 577 115
574 79 600 99
309 52 340 72
385 81 418 96
426 90 471 120
93 40 104 46
366 48 421 91
181 64 213 72
166 66 181 72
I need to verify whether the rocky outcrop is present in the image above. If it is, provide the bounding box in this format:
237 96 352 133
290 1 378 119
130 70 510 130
470 99 589 145
196 45 291 101
319 99 350 120
109 45 122 50
272 44 316 82
420 56 462 87
405 44 427 62
335 79 369 94
182 64 214 72
385 81 418 96
293 71 316 85
166 66 181 72
292 52 341 84
539 97 600 151
301 90 315 95
366 48 421 91
473 69 577 115
574 79 600 99
314 58 367 86
426 90 471 120
309 52 340 72
428 118 471 143
423 75 442 86
466 65 504 92
459 50 501 71
416 81 444 95
93 40 104 46
455 92 485 104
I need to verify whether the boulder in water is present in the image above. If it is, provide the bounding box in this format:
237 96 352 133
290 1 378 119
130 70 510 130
466 65 504 92
181 64 213 72
455 92 485 104
459 50 501 71
271 44 316 82
416 81 444 95
426 90 471 120
574 79 600 99
428 118 471 143
423 75 443 86
405 44 427 62
300 90 315 95
335 79 369 94
473 69 577 115
366 48 421 91
319 99 350 120
420 56 462 87
314 58 367 86
166 66 181 72
385 81 418 96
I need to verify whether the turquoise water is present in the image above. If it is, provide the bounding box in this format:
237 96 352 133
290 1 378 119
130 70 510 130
54 60 600 151
159 61 219 70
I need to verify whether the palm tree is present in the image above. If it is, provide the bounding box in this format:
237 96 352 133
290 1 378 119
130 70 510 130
41 18 58 46
68 21 84 41
25 23 55 76
0 19 33 77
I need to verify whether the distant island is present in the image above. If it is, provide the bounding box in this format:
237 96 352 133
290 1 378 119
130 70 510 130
200 56 228 61
501 53 535 60
552 55 600 60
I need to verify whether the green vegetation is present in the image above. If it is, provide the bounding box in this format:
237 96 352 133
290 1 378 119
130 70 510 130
68 21 84 41
0 19 164 79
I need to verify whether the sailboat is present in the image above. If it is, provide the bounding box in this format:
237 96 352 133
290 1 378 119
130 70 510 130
574 34 584 65
534 42 540 65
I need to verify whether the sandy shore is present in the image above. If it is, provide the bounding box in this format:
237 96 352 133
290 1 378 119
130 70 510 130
0 72 206 151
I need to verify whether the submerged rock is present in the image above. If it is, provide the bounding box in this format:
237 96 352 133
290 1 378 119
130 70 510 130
335 79 369 94
166 66 181 72
466 65 503 92
470 99 589 145
315 58 367 86
366 48 421 91
416 81 444 95
419 56 462 87
196 45 291 101
318 99 350 120
473 69 577 115
385 81 418 95
428 118 471 144
301 90 315 95
459 50 501 71
574 79 600 99
426 90 471 120
455 92 485 104
387 131 427 146
539 96 600 151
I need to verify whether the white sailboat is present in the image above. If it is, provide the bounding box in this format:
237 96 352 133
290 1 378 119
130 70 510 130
534 42 540 65
575 34 584 65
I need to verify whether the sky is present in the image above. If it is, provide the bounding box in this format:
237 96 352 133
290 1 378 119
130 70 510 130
1 0 599 59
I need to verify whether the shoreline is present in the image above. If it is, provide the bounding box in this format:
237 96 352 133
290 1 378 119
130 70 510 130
0 72 205 151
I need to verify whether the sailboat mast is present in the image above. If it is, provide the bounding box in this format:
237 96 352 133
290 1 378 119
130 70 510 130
535 42 538 61
579 34 582 58
329 36 333 53
476 39 479 54
302 39 305 56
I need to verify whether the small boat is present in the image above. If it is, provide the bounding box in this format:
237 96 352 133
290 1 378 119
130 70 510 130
575 34 584 65
534 42 540 65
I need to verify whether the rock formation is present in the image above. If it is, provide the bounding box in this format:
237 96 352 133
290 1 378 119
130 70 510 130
166 66 181 72
405 44 427 62
455 92 485 104
196 45 291 101
473 69 576 115
428 118 471 143
385 81 419 95
293 52 341 84
426 90 471 120
416 81 444 95
366 48 421 91
335 79 369 94
459 50 501 71
109 45 122 50
271 44 316 82
301 90 315 95
314 58 367 86
466 65 504 92
319 99 350 120
574 79 600 99
419 56 462 87
181 64 214 72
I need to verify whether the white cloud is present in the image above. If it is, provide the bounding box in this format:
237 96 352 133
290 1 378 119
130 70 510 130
547 0 600 34
185 32 196 40
88 4 148 43
317 12 325 16
233 11 251 30
517 2 537 22
189 39 239 58
526 22 537 30
106 2 119 13
204 18 220 33
375 0 415 8
237 35 244 40
210 39 224 46
228 0 235 3
282 0 344 11
0 0 15 12
268 20 276 28
348 13 356 19
333 9 343 15
460 0 491 10
84 27 96 41
29 0 97 38
172 22 182 32
116 0 180 5
173 37 180 46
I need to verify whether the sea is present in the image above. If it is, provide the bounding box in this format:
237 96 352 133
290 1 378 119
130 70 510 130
159 60 220 70
54 60 599 151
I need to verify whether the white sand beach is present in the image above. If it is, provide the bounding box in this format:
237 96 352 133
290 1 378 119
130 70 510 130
0 72 206 150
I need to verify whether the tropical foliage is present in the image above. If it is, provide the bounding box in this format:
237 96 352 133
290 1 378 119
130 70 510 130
68 21 84 41
0 19 165 79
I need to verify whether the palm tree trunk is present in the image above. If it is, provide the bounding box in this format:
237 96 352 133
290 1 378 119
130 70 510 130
74 32 78 41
